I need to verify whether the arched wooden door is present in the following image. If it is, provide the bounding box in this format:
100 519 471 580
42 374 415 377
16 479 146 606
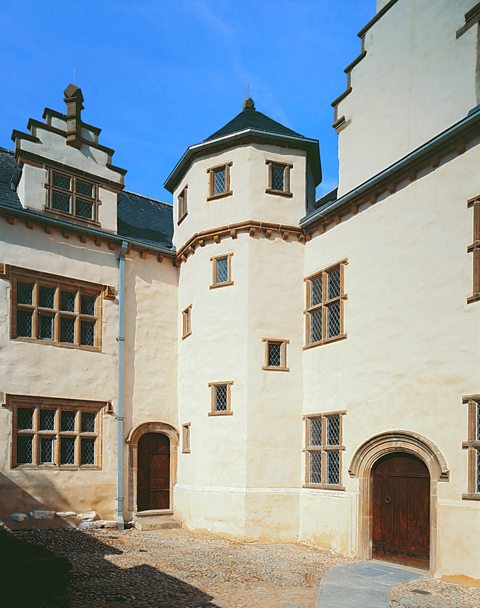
137 433 170 511
372 452 430 568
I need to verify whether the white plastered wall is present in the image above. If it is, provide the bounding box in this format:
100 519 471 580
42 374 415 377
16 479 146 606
336 0 478 195
300 141 480 577
173 143 308 250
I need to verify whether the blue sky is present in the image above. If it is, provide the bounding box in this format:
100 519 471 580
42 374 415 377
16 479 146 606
0 0 375 203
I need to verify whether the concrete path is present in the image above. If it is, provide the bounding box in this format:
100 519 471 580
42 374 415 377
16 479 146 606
317 561 424 608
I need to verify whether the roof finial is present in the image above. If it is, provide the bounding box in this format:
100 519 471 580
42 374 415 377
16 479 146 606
243 96 255 111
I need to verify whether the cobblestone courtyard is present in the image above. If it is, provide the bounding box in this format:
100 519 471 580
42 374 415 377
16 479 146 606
13 528 350 608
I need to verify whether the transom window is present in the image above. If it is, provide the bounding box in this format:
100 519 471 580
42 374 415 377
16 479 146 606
262 338 289 371
305 412 345 489
266 160 292 197
208 381 234 416
10 396 103 469
182 423 191 453
182 304 192 339
210 253 234 288
305 262 347 348
463 396 480 498
10 268 102 350
207 163 232 200
178 186 188 224
47 169 98 222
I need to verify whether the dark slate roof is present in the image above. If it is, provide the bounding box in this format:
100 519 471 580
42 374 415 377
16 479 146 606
0 148 174 251
0 148 23 212
315 187 338 210
118 191 173 249
205 105 304 142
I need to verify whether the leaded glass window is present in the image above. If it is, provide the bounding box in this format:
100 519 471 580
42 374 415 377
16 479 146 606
212 254 232 287
263 339 288 370
209 382 233 415
464 399 480 496
47 169 97 222
12 399 101 468
271 164 285 191
305 263 346 347
305 412 345 488
209 164 231 198
178 186 188 223
11 270 101 350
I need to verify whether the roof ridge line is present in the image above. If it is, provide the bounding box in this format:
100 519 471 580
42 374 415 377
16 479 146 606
123 189 171 207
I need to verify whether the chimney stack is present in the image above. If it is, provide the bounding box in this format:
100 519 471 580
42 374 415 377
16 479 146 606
64 84 84 148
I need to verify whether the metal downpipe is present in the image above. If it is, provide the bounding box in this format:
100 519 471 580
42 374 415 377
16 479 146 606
116 240 128 530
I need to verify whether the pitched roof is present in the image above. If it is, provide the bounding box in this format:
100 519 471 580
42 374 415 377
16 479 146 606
0 148 174 251
165 99 321 193
205 104 304 142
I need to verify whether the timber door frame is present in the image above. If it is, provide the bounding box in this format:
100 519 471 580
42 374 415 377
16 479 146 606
349 430 450 574
126 422 179 514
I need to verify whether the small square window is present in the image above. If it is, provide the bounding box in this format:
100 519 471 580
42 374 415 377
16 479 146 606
211 253 233 288
266 161 292 196
208 164 232 199
209 382 233 415
263 339 289 371
48 169 97 223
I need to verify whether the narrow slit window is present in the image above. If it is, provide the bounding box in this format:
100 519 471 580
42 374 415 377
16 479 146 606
182 423 191 453
178 186 188 224
182 305 192 339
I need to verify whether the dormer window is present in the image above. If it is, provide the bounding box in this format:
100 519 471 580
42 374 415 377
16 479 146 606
207 163 232 201
47 169 98 223
266 160 293 197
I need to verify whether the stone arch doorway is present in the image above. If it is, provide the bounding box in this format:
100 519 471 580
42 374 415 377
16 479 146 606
372 452 430 568
349 430 449 573
126 422 179 514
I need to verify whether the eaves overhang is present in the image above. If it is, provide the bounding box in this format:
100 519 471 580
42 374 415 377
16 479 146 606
300 104 480 230
164 128 322 193
0 204 175 257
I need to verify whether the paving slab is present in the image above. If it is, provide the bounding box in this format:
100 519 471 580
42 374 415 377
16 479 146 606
318 561 424 608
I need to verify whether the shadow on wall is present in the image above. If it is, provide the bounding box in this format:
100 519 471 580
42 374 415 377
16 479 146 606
0 472 76 530
7 528 221 608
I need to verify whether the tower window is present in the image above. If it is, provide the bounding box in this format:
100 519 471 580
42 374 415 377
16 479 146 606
262 338 289 371
208 381 234 416
182 304 192 339
178 186 188 224
207 163 233 200
266 160 293 197
210 253 234 288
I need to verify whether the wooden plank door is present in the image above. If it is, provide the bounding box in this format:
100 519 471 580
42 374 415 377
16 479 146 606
137 433 170 511
372 452 430 568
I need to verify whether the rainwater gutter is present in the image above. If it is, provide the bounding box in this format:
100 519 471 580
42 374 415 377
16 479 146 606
300 104 480 229
116 240 128 531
